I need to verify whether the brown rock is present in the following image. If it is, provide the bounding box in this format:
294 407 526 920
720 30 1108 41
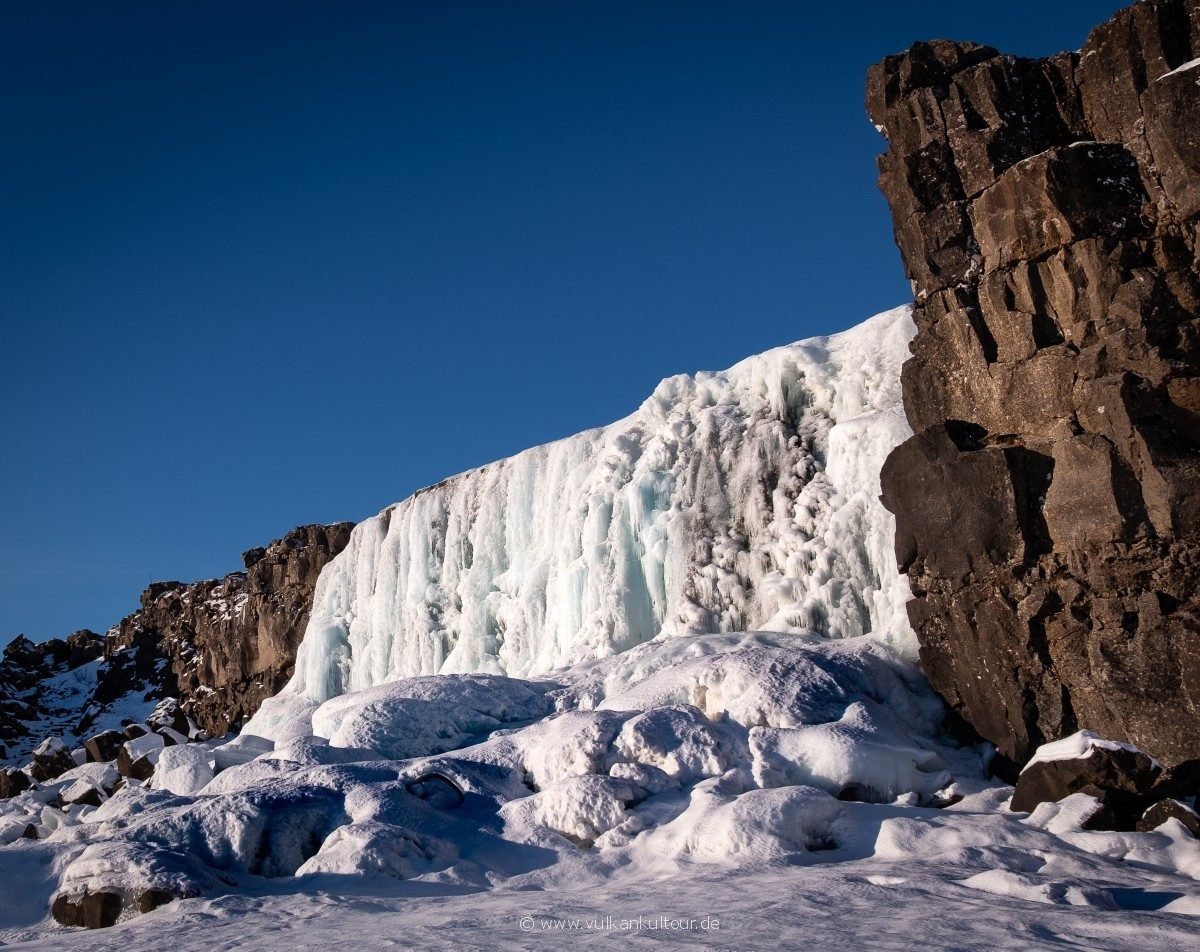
83 730 125 763
137 889 175 914
116 735 163 781
60 781 104 808
28 738 75 782
51 891 123 929
0 768 31 799
1137 798 1200 836
1011 737 1161 829
871 0 1200 774
104 522 353 736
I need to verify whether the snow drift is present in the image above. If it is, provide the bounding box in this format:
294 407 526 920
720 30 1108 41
247 305 916 739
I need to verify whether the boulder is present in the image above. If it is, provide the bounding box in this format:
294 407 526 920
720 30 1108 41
137 889 175 914
146 698 192 738
60 780 104 808
1137 799 1200 837
83 730 125 763
29 737 75 782
51 891 123 929
116 733 165 781
1011 731 1161 829
0 767 32 799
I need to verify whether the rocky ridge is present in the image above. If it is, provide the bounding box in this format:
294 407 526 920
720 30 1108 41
106 522 353 737
0 523 352 766
871 0 1200 777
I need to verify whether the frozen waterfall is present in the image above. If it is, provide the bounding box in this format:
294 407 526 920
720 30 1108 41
247 306 916 738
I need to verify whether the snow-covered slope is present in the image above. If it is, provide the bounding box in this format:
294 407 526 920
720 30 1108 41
248 306 915 738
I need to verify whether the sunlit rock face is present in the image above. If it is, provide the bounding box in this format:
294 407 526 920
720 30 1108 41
105 523 354 737
247 306 918 740
869 0 1200 777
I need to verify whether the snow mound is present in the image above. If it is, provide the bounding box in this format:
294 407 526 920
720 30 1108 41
310 674 554 760
246 306 916 739
150 746 214 797
41 635 963 917
750 700 951 802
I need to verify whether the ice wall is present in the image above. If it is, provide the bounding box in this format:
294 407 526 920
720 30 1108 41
248 306 916 735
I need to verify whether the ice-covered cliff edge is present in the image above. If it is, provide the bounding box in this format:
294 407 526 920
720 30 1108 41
248 306 916 737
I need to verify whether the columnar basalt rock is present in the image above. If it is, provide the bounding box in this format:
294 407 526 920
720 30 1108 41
106 523 353 736
871 1 1200 777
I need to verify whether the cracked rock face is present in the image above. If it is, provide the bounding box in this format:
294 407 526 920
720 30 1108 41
106 523 354 737
870 0 1200 777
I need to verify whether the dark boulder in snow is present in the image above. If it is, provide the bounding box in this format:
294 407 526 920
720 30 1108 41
137 888 176 914
116 734 165 781
1011 731 1161 830
1137 799 1200 838
60 781 104 808
29 738 76 782
51 891 123 929
84 730 126 763
146 698 194 739
0 767 32 799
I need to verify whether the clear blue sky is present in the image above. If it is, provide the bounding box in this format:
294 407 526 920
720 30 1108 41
1 1 1125 642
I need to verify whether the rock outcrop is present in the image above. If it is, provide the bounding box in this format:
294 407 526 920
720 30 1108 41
0 631 104 761
105 523 353 736
871 0 1200 777
1 523 352 763
1011 731 1163 829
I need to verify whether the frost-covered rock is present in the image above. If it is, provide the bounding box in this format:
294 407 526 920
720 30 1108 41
30 737 75 782
0 767 31 799
311 674 554 759
1139 800 1200 838
750 700 950 803
117 733 166 781
151 746 214 796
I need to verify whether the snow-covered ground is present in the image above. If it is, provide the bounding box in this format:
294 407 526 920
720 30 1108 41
2 632 1200 949
2 308 1199 949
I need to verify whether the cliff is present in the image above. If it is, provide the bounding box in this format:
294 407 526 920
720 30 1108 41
105 522 354 736
0 523 352 762
870 0 1200 777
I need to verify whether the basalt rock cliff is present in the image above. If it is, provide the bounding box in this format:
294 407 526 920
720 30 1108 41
105 522 354 737
871 0 1200 778
0 523 351 761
